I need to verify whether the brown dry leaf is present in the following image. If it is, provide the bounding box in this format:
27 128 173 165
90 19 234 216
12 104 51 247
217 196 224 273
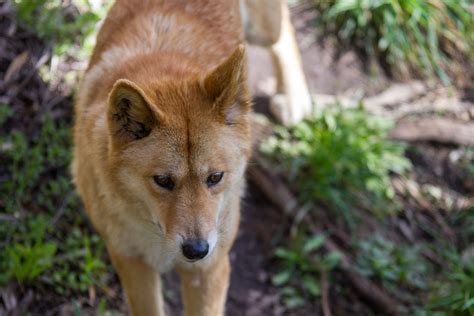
88 285 96 305
4 51 29 82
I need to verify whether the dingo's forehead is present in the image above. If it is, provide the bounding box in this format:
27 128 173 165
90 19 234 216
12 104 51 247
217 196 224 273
118 110 248 179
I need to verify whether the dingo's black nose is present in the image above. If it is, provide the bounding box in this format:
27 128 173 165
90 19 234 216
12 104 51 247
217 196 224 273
182 239 209 260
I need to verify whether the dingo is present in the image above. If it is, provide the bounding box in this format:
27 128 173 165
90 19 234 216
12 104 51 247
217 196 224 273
72 1 310 315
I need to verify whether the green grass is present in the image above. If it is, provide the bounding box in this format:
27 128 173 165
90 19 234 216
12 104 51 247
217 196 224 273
0 216 57 285
1 1 113 311
312 0 473 84
427 246 474 315
0 112 109 293
426 206 474 315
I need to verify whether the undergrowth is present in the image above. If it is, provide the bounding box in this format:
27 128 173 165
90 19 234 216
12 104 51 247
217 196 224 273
355 235 427 293
0 0 115 313
261 103 411 226
12 0 110 88
12 0 108 58
427 247 474 316
271 234 341 309
312 0 473 84
263 105 474 314
426 206 474 316
0 113 109 294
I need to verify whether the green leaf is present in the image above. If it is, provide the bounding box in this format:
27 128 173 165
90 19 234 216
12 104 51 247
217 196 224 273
303 235 325 254
275 248 297 260
272 270 292 286
323 252 342 271
463 298 474 309
281 286 297 297
284 296 305 309
303 275 321 297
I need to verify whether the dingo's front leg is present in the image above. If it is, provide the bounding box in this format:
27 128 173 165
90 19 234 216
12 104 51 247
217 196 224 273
178 255 230 316
108 248 165 316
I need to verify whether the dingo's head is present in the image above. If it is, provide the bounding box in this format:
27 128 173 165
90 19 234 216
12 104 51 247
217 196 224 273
105 46 251 263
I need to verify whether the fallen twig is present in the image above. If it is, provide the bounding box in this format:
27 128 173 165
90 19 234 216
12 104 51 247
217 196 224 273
3 51 29 84
389 117 474 146
364 81 427 109
320 272 331 316
50 192 73 226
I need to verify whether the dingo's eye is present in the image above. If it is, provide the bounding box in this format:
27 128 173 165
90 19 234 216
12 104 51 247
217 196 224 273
207 172 224 187
153 175 175 191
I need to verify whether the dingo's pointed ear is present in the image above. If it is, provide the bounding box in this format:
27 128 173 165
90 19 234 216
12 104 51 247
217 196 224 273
107 79 158 142
203 45 250 124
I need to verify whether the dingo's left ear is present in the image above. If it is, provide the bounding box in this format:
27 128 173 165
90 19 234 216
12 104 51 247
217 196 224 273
107 79 159 143
203 45 250 124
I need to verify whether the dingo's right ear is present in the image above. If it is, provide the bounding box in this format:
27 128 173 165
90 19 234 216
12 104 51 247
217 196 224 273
107 79 159 143
202 45 249 125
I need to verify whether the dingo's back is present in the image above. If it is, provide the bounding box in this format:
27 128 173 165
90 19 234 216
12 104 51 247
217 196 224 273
77 0 243 112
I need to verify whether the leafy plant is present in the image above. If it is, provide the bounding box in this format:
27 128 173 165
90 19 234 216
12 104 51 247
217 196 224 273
12 0 110 88
456 147 474 177
451 206 474 251
0 104 13 125
2 116 70 212
0 111 109 294
272 234 341 309
261 104 411 225
12 0 104 56
312 0 473 84
427 249 474 316
51 231 107 294
355 235 427 292
423 207 474 315
0 217 57 284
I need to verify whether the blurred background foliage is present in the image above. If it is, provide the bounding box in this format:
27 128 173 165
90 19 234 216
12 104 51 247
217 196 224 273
312 0 473 85
262 105 411 224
